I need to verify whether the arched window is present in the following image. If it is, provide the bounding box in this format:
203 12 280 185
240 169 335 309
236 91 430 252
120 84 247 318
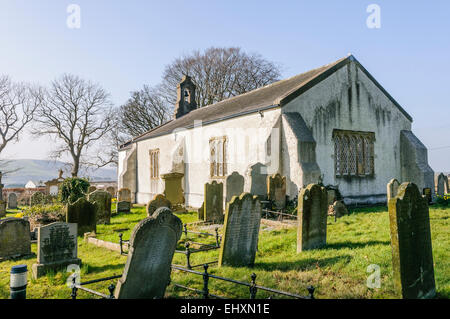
333 130 375 177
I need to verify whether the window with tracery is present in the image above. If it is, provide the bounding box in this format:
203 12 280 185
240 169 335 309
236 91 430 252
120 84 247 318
333 130 374 177
210 137 227 178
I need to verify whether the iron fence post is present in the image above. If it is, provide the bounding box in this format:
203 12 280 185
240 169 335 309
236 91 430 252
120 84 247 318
108 283 116 299
71 276 78 300
119 233 123 255
307 285 315 299
185 242 192 269
215 227 220 247
202 264 209 299
183 223 188 237
250 273 257 299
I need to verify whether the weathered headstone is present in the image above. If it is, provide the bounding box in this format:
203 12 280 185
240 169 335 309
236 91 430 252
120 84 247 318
8 193 18 209
225 171 244 203
32 222 81 278
249 163 268 199
444 175 449 194
297 184 328 252
197 202 204 220
0 218 32 260
423 188 432 204
117 188 131 213
388 182 436 299
327 200 349 218
0 200 5 217
106 186 116 197
146 194 172 217
387 178 401 202
267 173 286 210
218 193 261 267
66 197 96 236
114 207 182 299
204 181 224 223
88 186 97 193
88 190 112 224
161 172 185 211
436 173 445 196
30 192 45 206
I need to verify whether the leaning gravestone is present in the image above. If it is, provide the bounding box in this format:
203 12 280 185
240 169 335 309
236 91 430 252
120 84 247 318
387 178 400 202
146 194 172 217
32 222 81 278
88 190 112 224
388 182 436 299
225 171 244 203
0 218 32 260
436 173 445 196
117 188 132 213
114 207 182 299
297 184 328 252
204 181 224 223
218 193 261 267
66 197 96 236
8 193 18 209
267 173 286 210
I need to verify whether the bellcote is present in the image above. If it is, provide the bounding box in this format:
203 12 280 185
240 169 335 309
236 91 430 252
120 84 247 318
174 75 197 119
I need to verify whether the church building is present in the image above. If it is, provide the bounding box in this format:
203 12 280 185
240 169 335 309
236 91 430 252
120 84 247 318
117 55 434 207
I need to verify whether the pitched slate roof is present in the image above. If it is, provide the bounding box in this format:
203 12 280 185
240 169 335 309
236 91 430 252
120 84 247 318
122 55 411 148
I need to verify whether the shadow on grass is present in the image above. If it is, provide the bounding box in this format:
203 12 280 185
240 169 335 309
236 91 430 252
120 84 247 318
324 240 390 250
84 262 125 275
255 255 352 272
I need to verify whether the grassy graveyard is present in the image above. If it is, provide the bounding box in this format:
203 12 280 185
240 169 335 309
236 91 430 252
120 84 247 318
0 204 448 299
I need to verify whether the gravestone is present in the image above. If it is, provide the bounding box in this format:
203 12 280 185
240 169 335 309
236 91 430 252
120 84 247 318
388 182 436 299
197 202 204 220
218 193 261 267
114 207 182 299
0 218 32 260
66 197 96 236
88 190 112 224
106 186 116 197
88 186 97 193
436 173 445 196
444 175 450 194
32 222 81 278
297 184 328 252
146 194 172 217
161 172 185 212
30 192 45 206
387 179 400 202
0 200 5 217
117 188 132 213
267 173 286 210
423 188 432 204
225 171 244 203
249 163 268 199
8 193 18 209
0 172 4 217
204 181 224 223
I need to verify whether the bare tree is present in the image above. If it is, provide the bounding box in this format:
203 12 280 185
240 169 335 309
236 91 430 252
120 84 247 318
0 75 42 155
118 85 172 139
33 74 114 177
159 47 282 107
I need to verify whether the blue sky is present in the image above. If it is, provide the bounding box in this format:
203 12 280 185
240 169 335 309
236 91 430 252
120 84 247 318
0 1 449 171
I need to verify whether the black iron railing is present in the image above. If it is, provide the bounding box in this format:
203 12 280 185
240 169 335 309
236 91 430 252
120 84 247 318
171 264 315 299
261 208 297 222
70 274 121 299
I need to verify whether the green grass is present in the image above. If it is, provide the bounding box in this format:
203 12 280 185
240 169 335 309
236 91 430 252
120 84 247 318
0 205 448 299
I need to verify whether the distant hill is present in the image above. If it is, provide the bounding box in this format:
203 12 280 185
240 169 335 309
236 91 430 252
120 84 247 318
0 159 117 188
